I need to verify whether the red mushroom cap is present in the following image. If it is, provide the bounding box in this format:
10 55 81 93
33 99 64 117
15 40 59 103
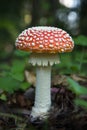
15 26 74 53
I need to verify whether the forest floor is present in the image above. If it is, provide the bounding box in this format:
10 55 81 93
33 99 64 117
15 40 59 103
0 74 87 130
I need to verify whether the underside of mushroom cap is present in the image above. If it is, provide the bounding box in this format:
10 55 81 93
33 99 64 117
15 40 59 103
15 26 74 53
29 53 60 66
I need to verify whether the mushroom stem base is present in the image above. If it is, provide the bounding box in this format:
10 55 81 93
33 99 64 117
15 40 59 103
31 66 51 118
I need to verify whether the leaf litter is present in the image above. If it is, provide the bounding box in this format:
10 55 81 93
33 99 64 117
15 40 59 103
0 74 87 130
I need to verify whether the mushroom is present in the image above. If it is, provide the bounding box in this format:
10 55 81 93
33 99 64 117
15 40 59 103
15 26 74 119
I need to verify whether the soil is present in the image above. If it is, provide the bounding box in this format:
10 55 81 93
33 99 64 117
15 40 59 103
0 74 87 130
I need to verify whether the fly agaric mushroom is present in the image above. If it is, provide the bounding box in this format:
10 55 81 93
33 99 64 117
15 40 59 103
15 26 74 119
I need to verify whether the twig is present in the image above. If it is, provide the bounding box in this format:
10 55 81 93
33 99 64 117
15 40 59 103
0 112 23 121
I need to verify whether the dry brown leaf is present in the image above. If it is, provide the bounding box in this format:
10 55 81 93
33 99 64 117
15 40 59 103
52 75 67 86
25 70 36 86
71 74 87 82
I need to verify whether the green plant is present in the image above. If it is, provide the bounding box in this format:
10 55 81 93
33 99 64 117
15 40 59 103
74 35 87 46
67 77 87 109
0 50 30 94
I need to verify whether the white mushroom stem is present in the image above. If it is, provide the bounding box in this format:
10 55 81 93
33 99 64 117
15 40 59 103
29 53 60 118
31 66 51 118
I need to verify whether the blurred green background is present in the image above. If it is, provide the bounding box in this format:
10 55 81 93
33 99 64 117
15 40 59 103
0 0 87 93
